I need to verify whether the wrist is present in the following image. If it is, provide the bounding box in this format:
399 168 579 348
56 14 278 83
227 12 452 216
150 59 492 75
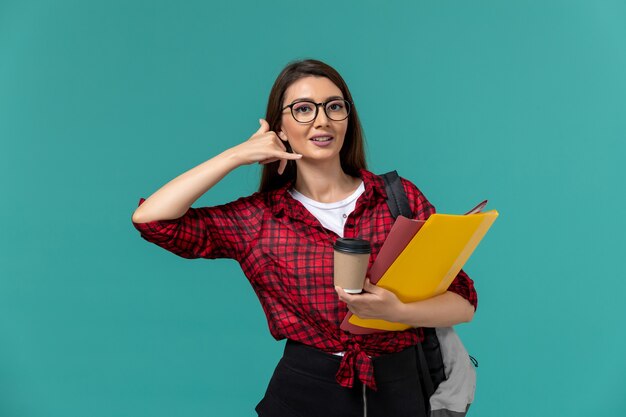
220 145 246 168
391 301 411 325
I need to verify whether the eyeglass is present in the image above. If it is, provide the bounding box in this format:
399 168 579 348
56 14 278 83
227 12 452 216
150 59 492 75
282 99 352 123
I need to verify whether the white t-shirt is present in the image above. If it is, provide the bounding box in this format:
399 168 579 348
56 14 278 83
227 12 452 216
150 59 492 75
288 181 365 238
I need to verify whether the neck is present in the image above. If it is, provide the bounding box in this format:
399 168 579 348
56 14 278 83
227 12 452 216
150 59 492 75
294 160 361 203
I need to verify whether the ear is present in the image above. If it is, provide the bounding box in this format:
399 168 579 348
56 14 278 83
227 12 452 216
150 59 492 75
278 129 288 142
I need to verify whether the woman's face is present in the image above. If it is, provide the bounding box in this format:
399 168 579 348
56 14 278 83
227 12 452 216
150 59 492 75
279 76 349 164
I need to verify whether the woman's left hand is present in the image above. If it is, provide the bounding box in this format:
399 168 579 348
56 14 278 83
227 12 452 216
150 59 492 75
335 279 405 322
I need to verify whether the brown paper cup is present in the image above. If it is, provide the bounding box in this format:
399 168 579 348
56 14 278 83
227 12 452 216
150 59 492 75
333 238 371 294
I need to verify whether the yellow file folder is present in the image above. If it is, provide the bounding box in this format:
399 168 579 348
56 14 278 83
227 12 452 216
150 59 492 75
345 205 498 332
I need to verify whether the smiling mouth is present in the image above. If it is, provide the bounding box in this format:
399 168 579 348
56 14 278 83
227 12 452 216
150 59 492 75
310 136 334 142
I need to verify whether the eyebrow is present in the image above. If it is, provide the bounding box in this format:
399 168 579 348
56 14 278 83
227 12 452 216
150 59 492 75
289 95 344 104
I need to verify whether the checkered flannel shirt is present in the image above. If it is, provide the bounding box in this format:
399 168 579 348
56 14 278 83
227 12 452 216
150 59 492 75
132 169 478 391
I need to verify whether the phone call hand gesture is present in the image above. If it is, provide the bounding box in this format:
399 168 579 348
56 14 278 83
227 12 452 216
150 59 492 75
233 118 302 175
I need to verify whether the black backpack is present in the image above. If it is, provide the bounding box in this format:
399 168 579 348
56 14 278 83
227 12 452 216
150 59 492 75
379 170 447 400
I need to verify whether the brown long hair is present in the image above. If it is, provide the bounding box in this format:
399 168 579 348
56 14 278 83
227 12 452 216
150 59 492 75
258 59 367 192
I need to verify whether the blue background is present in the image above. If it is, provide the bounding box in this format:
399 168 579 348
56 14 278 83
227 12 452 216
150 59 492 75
1 1 625 416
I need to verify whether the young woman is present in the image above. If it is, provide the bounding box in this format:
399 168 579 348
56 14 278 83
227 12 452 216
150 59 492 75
131 59 477 417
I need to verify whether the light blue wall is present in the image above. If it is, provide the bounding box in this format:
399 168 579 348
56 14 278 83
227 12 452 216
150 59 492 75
1 1 625 416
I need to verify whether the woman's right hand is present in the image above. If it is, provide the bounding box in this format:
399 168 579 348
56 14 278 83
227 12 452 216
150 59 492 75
232 118 302 175
132 119 301 223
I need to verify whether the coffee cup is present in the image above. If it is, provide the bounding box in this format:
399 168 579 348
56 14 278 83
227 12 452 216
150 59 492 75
333 238 371 294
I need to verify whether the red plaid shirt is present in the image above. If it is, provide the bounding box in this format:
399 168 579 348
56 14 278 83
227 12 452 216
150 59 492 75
132 169 477 391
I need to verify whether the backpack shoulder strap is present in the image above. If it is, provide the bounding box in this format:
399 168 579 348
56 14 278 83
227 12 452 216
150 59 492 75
381 171 447 397
380 170 412 219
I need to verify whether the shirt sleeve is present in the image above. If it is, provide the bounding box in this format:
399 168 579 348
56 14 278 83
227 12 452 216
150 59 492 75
131 194 263 261
400 178 479 312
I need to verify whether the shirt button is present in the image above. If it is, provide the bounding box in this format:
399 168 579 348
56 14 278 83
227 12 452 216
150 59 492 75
342 214 348 218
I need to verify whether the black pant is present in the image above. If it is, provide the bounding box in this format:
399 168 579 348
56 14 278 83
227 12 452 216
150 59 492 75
255 340 428 417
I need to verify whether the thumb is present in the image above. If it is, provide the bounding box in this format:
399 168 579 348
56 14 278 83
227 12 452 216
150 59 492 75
364 278 378 292
256 118 270 135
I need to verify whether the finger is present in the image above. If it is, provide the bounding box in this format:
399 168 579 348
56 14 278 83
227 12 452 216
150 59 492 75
280 152 303 160
335 286 350 302
259 151 301 170
256 118 270 135
277 158 287 175
337 287 360 304
363 278 380 294
259 158 280 165
274 135 289 152
363 278 375 291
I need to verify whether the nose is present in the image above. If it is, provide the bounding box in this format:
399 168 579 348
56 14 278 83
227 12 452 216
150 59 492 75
313 103 330 126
